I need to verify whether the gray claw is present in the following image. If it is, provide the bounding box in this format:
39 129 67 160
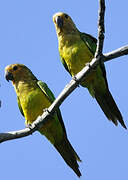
43 108 50 113
85 62 91 68
72 76 80 87
26 123 32 129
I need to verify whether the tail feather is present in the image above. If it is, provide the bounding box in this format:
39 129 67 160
94 88 127 129
54 136 81 177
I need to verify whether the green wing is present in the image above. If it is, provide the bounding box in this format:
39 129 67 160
17 96 24 117
80 32 97 55
37 81 55 103
37 80 67 135
80 32 108 87
59 33 97 74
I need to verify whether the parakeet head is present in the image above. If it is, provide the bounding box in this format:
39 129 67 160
53 12 78 36
5 63 37 84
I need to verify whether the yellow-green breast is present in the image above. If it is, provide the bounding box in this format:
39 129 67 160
16 82 63 144
59 34 93 76
59 34 106 93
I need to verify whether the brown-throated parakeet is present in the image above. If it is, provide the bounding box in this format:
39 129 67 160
53 12 126 129
5 63 81 177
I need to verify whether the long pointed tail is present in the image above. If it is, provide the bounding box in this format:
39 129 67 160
54 136 82 177
94 88 127 129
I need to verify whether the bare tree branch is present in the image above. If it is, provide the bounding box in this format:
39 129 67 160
104 45 128 62
0 128 36 143
0 0 128 143
95 0 105 57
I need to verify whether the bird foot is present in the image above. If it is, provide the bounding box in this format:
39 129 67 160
26 123 32 129
85 62 91 68
72 75 80 87
25 124 33 134
43 108 50 114
43 108 53 124
85 62 96 72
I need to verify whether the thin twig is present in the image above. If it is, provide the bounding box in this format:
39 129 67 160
95 0 105 57
104 45 128 62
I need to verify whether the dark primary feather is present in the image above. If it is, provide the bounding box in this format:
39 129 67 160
94 87 127 129
54 135 81 177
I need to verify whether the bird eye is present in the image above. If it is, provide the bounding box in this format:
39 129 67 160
65 14 68 19
13 66 18 71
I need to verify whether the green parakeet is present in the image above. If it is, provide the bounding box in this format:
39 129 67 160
53 12 127 129
5 63 81 177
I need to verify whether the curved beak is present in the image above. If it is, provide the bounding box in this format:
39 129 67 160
55 16 63 28
5 71 14 82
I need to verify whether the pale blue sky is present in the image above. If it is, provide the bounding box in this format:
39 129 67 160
0 0 128 179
